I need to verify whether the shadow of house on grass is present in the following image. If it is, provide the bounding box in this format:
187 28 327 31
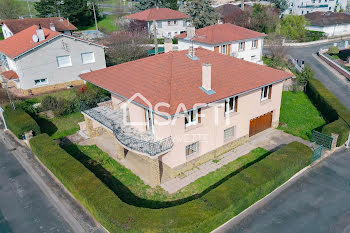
34 117 58 137
61 139 271 209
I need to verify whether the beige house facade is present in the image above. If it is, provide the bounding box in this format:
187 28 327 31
80 48 291 187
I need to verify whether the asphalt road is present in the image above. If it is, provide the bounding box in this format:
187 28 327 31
216 147 350 233
285 42 350 110
0 138 73 233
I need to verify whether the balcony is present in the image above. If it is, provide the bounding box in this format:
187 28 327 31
83 106 173 157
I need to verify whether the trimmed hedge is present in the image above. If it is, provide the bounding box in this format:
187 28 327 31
4 108 40 139
30 134 312 233
306 78 350 146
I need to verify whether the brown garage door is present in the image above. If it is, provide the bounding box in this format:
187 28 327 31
249 111 273 137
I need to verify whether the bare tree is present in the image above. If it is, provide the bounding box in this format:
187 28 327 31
101 31 149 66
267 34 288 61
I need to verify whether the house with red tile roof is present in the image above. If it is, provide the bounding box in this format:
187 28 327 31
123 8 190 38
0 25 106 96
176 23 266 64
1 17 77 39
79 47 292 187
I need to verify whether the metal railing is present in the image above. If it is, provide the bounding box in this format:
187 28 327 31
84 107 173 157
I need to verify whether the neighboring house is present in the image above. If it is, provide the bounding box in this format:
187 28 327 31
0 25 106 95
283 0 347 15
79 47 292 187
123 7 190 38
1 17 77 39
305 11 350 37
176 23 266 64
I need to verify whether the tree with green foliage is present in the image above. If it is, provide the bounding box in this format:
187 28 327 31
271 0 288 13
250 4 280 34
34 0 62 17
61 0 94 26
0 0 25 19
184 0 218 28
35 0 99 27
297 64 314 85
134 0 178 11
328 46 339 55
280 15 307 40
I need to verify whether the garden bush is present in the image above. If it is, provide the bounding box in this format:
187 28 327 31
4 107 40 138
41 95 58 111
328 46 339 55
306 78 350 146
30 134 312 233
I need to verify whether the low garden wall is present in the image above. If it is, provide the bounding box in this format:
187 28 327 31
30 134 312 233
306 78 350 146
318 52 350 81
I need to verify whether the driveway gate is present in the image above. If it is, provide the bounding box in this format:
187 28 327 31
313 145 323 162
311 130 333 150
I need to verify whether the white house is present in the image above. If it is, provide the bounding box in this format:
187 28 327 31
283 0 347 15
305 11 350 37
123 7 190 38
176 23 266 64
1 17 77 40
0 25 106 96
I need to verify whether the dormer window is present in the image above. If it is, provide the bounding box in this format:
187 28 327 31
225 96 238 114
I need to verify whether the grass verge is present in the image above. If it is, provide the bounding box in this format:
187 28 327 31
31 133 312 232
62 144 269 204
36 112 84 139
278 91 326 140
77 15 118 32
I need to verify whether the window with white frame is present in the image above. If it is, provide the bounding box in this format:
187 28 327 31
81 52 95 64
57 55 72 68
225 96 237 114
252 40 258 48
168 20 177 26
186 141 199 157
221 44 227 54
261 85 272 101
34 78 47 86
239 42 245 51
224 127 234 141
185 109 198 127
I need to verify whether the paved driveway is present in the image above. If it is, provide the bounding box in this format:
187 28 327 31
215 147 350 233
0 139 73 233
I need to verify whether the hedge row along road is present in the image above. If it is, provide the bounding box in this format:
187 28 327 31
306 78 350 146
30 134 313 233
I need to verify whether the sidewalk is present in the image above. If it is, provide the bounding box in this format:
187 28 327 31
161 129 312 194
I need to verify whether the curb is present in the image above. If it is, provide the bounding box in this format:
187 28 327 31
0 129 107 233
212 145 342 233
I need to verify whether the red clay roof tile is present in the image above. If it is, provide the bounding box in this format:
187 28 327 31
80 48 292 115
1 17 77 34
176 23 266 44
123 8 189 21
1 70 19 80
0 25 61 58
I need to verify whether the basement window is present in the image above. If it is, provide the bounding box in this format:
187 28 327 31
224 127 234 141
186 141 199 157
34 78 47 86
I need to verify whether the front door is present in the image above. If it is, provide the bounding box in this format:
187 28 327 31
249 111 273 137
146 109 154 134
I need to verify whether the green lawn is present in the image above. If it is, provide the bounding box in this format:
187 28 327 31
62 143 269 205
36 112 84 139
77 15 118 32
278 91 326 140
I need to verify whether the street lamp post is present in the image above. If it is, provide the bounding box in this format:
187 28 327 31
91 1 98 31
0 107 7 130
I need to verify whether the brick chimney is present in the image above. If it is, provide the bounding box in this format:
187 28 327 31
164 38 173 53
36 24 45 42
49 22 56 31
202 63 212 91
